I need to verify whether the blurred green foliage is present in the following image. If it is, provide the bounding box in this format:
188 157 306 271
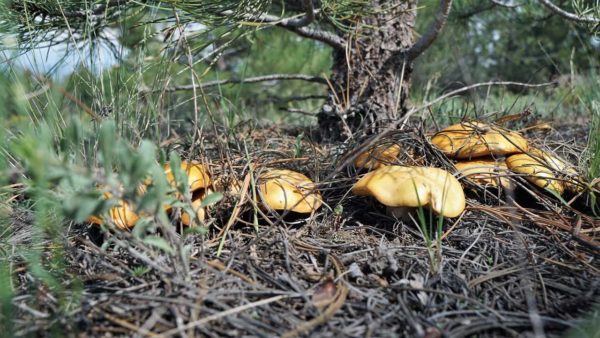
415 0 599 92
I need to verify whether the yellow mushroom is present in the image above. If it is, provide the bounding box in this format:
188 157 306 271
163 161 218 225
258 169 322 213
354 143 401 170
352 166 465 219
87 192 140 230
431 121 528 159
180 195 207 226
455 158 515 190
506 148 580 195
164 161 211 193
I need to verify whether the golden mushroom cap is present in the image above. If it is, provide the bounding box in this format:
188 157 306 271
87 200 140 230
180 197 206 226
354 143 401 170
164 161 211 192
109 201 140 229
258 169 323 213
352 166 465 218
86 215 104 225
431 122 528 159
506 148 580 194
455 158 514 189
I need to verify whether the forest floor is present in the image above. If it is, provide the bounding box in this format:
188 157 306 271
5 121 600 338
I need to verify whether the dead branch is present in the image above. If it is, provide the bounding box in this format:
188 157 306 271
283 0 316 28
489 0 521 8
220 10 346 50
141 74 328 93
405 0 454 61
538 0 600 23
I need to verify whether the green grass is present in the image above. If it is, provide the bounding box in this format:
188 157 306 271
588 109 600 180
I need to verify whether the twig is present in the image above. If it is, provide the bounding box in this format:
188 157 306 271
141 74 327 93
217 173 251 257
103 312 162 338
220 10 345 50
266 94 327 103
538 0 600 23
490 0 521 8
283 241 349 338
259 16 344 50
283 0 316 28
405 0 454 61
160 295 291 337
279 107 317 116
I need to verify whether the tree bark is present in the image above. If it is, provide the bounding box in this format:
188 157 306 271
318 0 417 140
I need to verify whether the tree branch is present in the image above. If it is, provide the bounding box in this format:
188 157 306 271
405 0 454 61
489 0 521 8
223 10 346 50
538 0 600 23
279 107 317 116
283 0 316 28
140 74 328 93
60 0 123 18
267 94 327 103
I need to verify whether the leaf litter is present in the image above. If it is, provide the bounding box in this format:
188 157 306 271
4 122 600 337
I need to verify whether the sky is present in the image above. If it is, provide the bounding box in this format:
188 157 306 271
1 29 123 79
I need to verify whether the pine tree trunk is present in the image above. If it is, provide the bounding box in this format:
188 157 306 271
318 0 417 140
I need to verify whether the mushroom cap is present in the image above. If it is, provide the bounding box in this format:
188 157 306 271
180 197 206 226
258 169 322 213
87 200 140 230
455 158 514 189
352 166 465 218
164 161 211 192
354 143 401 170
505 148 580 194
431 122 528 159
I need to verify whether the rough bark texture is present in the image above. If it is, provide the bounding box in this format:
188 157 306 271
318 0 417 140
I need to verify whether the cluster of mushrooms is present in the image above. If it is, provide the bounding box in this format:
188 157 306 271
87 162 323 229
351 121 585 220
432 121 582 195
87 120 587 230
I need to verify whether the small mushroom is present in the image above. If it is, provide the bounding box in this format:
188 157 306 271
87 197 140 230
505 148 580 195
455 158 515 190
352 166 465 219
164 161 211 193
258 169 322 213
354 143 401 170
180 195 207 226
163 161 216 225
431 121 528 159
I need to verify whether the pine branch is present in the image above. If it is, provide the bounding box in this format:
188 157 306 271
60 0 123 18
489 0 521 8
538 0 599 23
222 10 346 49
140 74 328 93
283 0 316 28
405 0 454 61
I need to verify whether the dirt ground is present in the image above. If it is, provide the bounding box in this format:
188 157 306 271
6 121 600 337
